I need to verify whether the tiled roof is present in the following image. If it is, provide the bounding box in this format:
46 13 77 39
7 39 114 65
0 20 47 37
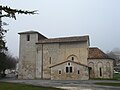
37 35 89 44
50 60 88 68
88 47 113 59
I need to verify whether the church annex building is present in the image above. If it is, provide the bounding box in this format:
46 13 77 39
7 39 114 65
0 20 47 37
18 31 113 80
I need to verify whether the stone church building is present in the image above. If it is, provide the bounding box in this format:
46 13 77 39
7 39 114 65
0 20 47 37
18 31 113 80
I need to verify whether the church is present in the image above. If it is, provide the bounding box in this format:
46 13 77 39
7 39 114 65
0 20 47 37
18 31 113 80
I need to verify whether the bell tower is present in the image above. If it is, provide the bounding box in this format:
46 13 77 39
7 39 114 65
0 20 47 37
18 31 47 79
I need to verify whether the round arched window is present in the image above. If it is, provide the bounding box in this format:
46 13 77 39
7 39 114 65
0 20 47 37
67 55 78 62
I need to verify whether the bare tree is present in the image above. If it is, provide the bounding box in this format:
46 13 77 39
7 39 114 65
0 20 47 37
0 51 18 77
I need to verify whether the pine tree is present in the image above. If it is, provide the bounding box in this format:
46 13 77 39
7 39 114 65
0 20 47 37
0 4 37 77
0 5 37 19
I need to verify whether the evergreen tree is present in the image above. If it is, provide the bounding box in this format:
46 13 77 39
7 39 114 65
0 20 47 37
0 5 37 19
0 4 37 77
0 10 7 76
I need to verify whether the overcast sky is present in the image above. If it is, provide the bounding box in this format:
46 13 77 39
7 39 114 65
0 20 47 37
1 0 120 56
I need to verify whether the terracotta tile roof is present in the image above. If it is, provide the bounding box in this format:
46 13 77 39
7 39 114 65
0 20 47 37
37 35 89 44
49 60 89 68
88 47 113 59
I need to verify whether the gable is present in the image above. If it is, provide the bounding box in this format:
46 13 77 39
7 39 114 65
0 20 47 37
50 60 89 68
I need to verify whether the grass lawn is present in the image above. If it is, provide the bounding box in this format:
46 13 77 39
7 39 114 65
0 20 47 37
95 82 120 87
113 73 120 80
0 82 63 90
91 73 120 80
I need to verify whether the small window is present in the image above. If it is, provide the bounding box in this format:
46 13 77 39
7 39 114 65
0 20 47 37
72 57 74 61
70 67 72 73
27 34 30 41
78 70 80 74
67 62 71 66
58 70 62 74
66 66 73 73
49 57 51 64
100 67 102 76
66 67 69 73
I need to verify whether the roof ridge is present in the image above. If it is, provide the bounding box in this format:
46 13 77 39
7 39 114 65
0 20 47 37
37 35 89 44
50 60 88 68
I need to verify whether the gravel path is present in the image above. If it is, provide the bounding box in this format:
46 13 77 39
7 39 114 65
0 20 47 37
0 77 120 90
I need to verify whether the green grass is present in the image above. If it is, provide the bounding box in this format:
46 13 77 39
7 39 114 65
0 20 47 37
113 73 120 80
91 73 120 80
91 78 114 80
95 82 120 87
0 82 63 90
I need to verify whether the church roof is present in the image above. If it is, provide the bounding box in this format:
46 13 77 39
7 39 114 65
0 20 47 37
18 30 47 39
18 31 40 34
88 47 113 59
49 60 89 68
37 35 89 44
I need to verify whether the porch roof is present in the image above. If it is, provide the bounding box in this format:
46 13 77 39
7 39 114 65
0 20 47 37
49 60 89 68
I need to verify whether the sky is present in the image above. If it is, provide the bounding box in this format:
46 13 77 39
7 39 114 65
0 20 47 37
1 0 120 57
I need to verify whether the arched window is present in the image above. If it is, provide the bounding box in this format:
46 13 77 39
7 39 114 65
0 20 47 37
58 70 62 74
97 62 103 78
99 67 102 76
66 67 69 73
67 55 78 62
49 57 51 64
67 62 71 66
27 34 30 41
72 57 74 61
70 67 72 73
78 70 80 74
66 62 73 73
88 62 94 78
66 66 73 73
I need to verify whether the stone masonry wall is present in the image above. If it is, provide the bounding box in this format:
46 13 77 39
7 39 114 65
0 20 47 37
51 61 89 80
18 33 38 79
88 59 113 79
37 41 89 79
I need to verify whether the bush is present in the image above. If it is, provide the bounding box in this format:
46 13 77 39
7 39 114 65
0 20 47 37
0 73 6 78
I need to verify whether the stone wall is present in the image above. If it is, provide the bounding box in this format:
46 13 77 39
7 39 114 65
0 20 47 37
18 31 89 80
51 61 89 80
88 59 113 79
18 33 38 79
36 41 89 79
